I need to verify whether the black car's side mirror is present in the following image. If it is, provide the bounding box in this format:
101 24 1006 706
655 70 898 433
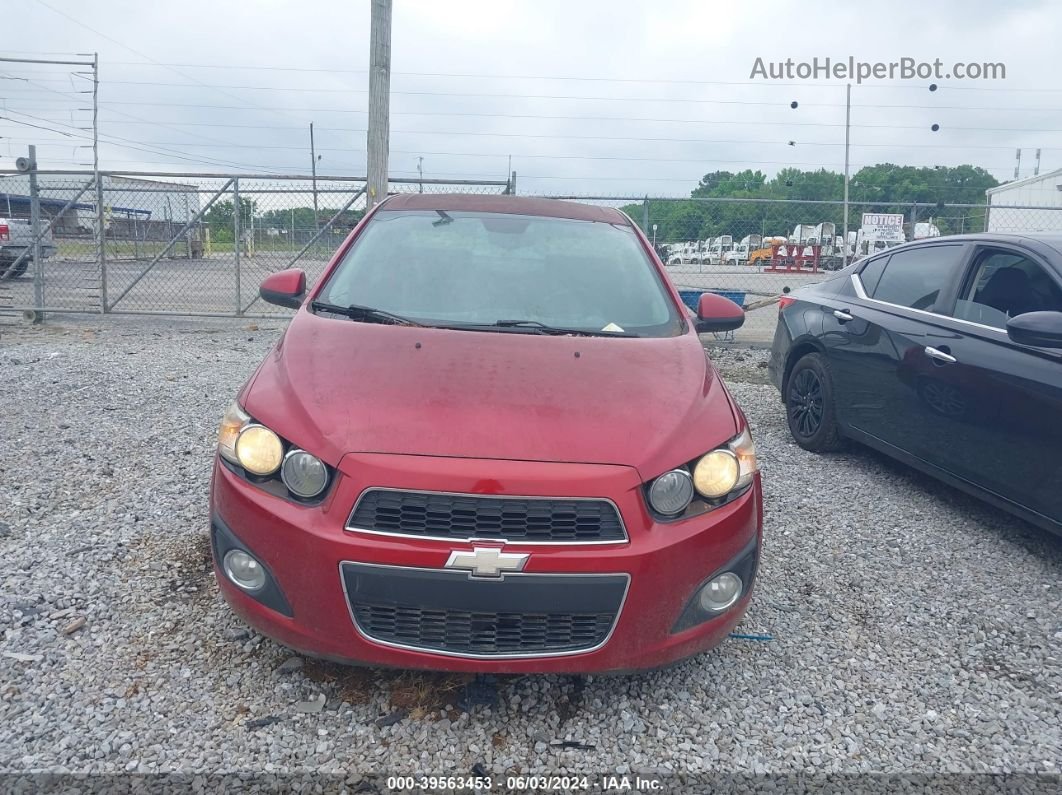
1006 311 1062 349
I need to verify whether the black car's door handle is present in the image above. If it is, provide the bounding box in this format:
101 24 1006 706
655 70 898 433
925 346 957 364
833 309 854 322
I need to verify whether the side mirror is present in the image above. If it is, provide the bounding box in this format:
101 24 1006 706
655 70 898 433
695 292 745 333
259 268 306 309
1006 311 1062 348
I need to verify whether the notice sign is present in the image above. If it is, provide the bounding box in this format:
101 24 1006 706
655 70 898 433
861 213 906 242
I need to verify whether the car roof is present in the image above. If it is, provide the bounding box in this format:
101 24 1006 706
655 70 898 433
865 232 1062 261
378 193 631 224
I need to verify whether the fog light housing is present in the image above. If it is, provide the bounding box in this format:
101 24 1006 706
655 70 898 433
281 449 329 499
698 572 743 612
223 549 267 592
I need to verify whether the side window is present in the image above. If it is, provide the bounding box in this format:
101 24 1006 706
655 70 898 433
868 245 964 312
857 256 887 296
953 249 1062 329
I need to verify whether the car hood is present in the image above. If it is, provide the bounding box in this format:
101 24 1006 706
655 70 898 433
243 312 739 478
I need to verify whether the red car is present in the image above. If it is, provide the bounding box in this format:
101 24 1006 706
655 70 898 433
210 194 763 673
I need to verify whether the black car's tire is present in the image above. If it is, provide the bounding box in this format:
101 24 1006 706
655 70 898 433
785 353 844 452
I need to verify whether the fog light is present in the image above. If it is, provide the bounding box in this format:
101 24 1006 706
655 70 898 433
698 572 743 612
223 549 267 592
281 449 328 498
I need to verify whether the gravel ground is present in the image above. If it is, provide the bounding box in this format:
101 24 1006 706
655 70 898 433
1 316 1060 783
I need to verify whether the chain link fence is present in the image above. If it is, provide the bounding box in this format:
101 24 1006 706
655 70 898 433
0 170 511 319
3 171 1062 344
537 195 1062 343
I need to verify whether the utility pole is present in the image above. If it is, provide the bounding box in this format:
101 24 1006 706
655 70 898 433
0 55 100 308
842 83 851 266
309 122 319 232
366 0 392 208
417 156 423 193
90 51 106 311
28 146 43 323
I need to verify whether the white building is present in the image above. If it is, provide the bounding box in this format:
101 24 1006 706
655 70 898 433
0 174 200 236
985 168 1062 233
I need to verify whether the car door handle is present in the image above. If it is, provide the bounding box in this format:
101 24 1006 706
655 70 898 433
833 309 854 322
924 346 957 364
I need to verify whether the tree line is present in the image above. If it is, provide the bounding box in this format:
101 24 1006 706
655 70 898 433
622 164 999 242
201 199 365 243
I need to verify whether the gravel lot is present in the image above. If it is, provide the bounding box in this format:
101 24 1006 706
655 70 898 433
1 316 1060 783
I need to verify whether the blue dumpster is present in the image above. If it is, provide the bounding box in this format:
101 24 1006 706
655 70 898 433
677 290 746 311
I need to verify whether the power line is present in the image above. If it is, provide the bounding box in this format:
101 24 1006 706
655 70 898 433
5 135 1021 171
1 107 288 172
98 61 1062 94
32 0 312 128
11 77 1062 114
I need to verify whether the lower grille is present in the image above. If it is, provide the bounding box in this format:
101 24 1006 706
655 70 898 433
353 604 614 656
341 563 628 657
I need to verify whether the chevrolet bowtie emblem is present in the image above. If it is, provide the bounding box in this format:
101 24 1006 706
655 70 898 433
445 547 529 578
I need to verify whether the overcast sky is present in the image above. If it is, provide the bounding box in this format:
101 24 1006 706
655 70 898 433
3 0 1060 197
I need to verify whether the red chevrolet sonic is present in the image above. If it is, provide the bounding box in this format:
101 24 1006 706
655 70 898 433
210 194 763 673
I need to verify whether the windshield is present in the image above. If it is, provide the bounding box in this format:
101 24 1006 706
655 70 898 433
315 210 682 337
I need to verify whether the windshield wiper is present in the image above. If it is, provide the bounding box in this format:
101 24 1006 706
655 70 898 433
311 300 420 327
491 319 639 337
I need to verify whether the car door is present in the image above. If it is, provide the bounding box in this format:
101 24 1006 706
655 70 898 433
911 243 1062 529
818 243 971 462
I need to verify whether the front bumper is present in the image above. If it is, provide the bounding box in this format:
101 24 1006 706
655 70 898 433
210 452 763 673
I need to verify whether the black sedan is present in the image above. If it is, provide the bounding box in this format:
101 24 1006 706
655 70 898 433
768 233 1062 536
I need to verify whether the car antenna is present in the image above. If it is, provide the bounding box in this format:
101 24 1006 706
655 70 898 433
433 210 454 227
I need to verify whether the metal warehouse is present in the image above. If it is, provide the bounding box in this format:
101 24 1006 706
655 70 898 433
0 174 200 239
985 167 1062 232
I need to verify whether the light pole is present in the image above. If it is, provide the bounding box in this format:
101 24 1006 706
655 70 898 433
417 156 424 193
842 83 851 267
309 122 320 233
652 223 658 248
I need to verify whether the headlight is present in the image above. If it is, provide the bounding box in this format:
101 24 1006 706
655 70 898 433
281 449 329 498
648 468 695 515
217 401 250 464
692 428 758 499
692 450 740 498
235 424 284 476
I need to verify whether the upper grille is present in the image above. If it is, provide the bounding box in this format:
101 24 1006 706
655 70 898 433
347 489 627 543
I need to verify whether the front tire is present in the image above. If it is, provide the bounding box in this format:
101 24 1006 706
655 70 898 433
785 353 844 452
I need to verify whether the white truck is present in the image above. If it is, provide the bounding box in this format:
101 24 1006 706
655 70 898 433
0 218 56 279
704 235 734 265
723 234 762 265
913 220 942 239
